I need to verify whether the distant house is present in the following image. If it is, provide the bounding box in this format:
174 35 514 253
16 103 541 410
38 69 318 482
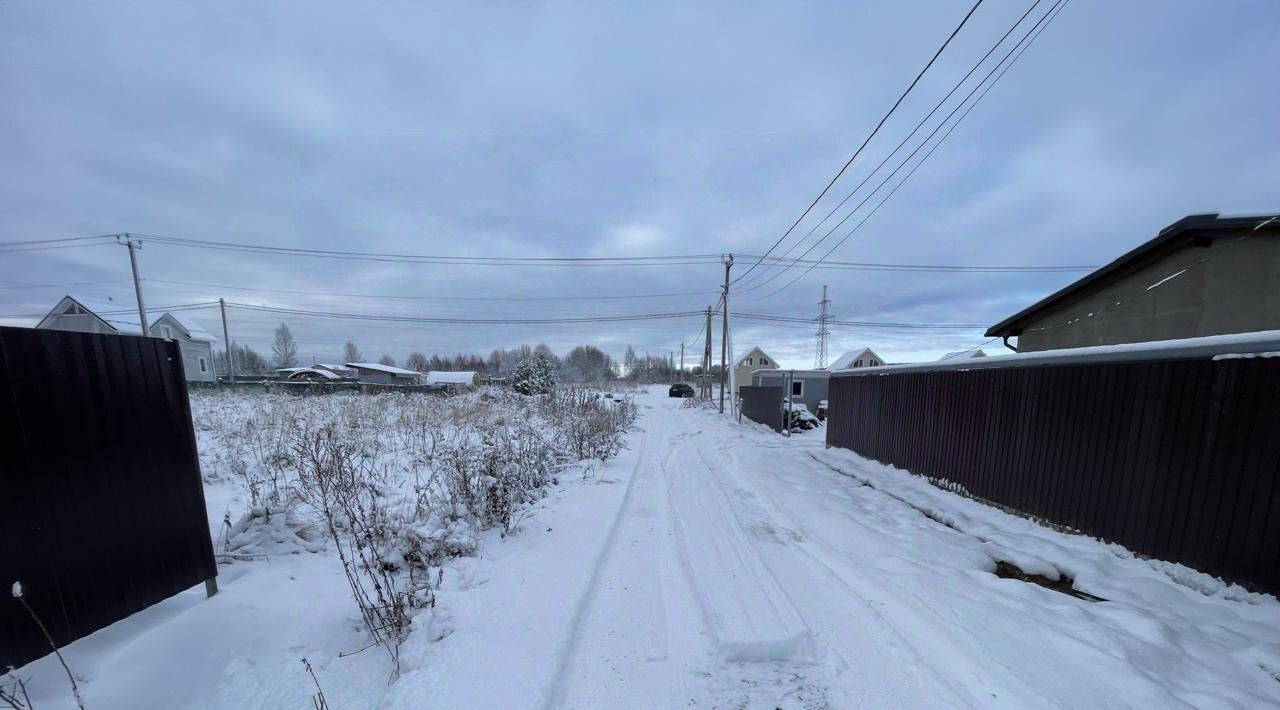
151 313 219 382
733 346 779 393
36 295 218 382
425 371 480 388
37 295 144 336
986 213 1280 352
830 347 884 370
346 362 423 385
938 349 987 361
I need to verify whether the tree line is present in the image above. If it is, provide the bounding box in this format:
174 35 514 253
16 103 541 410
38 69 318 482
213 323 690 384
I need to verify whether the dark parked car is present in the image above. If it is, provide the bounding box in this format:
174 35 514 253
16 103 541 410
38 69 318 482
668 383 695 398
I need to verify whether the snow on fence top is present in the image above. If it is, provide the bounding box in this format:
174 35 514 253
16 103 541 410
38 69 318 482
346 362 422 376
832 329 1280 377
425 370 478 385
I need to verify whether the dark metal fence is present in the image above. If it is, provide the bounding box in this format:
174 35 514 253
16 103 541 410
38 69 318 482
827 352 1280 594
0 326 217 669
740 385 784 433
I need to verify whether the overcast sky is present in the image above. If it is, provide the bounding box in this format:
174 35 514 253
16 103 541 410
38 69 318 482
1 1 1276 367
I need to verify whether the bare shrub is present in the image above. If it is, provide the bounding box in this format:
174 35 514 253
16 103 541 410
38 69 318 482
292 426 434 673
541 387 639 461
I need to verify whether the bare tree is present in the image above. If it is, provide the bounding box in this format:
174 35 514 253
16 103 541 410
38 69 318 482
378 354 396 367
405 352 430 372
272 324 299 369
343 341 362 363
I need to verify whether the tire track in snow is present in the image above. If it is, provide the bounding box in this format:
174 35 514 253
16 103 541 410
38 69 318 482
705 440 1065 707
541 420 653 710
695 441 994 707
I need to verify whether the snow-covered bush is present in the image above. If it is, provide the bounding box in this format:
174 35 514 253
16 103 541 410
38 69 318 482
540 387 638 461
189 385 640 669
512 354 556 395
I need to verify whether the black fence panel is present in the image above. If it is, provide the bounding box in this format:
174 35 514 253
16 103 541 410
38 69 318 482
826 356 1280 594
0 326 217 669
740 385 784 433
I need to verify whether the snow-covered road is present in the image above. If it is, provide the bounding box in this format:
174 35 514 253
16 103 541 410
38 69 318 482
15 387 1280 708
392 387 1280 708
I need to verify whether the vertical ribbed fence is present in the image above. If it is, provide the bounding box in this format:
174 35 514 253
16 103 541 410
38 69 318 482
740 385 784 433
826 356 1280 594
0 326 217 669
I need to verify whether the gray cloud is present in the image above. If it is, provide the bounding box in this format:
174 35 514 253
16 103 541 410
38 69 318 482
2 0 1276 366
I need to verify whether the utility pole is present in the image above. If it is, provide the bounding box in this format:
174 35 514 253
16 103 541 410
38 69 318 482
118 234 150 336
219 298 236 383
815 284 832 369
679 341 685 382
703 306 713 398
719 253 733 414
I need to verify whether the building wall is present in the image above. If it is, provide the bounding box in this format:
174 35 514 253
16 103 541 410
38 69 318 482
754 371 829 413
1018 237 1280 351
734 349 778 393
352 370 396 384
175 339 216 382
39 313 120 335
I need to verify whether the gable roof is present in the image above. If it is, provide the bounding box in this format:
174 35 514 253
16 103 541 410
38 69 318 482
986 213 1280 338
830 347 882 370
38 295 144 334
152 312 218 343
346 362 421 376
734 346 776 368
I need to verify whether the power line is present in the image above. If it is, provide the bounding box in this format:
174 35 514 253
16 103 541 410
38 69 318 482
130 278 719 303
732 0 985 286
745 0 1071 300
736 0 1045 291
131 233 726 266
736 312 987 330
224 301 705 325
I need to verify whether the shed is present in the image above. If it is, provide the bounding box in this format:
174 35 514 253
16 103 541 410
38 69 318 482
425 371 480 387
346 362 423 385
752 369 830 416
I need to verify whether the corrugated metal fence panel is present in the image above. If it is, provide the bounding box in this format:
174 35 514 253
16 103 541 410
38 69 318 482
740 385 784 433
0 326 217 669
825 357 1280 594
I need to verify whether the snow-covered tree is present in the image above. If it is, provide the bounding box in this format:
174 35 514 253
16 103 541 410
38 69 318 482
513 353 557 395
272 324 298 368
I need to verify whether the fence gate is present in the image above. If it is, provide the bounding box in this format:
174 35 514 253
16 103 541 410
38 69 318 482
0 326 217 669
739 385 784 433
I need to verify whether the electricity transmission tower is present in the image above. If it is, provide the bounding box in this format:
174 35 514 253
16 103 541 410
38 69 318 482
814 285 832 369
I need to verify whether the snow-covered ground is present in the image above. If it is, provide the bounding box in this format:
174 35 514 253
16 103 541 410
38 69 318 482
13 387 1280 708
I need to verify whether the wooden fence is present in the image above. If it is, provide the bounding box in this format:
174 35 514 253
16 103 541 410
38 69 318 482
827 344 1280 594
0 326 217 669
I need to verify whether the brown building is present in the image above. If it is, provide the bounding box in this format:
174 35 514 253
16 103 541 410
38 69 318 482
987 213 1280 352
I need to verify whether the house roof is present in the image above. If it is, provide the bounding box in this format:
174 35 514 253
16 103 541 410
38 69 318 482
986 213 1280 338
39 295 145 334
829 347 881 370
152 312 218 343
734 346 775 368
288 368 340 380
425 370 478 384
346 362 421 376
